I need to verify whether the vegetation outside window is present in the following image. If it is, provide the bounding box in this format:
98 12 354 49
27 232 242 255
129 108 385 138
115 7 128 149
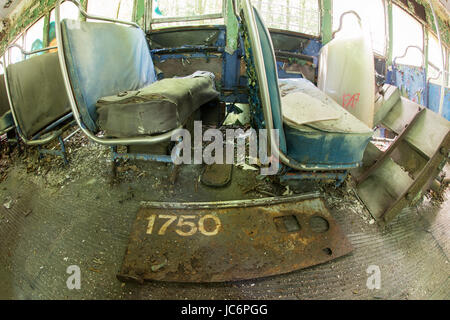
150 0 224 28
251 0 320 36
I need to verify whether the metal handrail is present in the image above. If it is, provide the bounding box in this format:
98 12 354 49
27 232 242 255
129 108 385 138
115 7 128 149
428 0 446 116
69 0 139 28
232 0 241 22
5 44 58 56
427 70 442 82
332 10 362 39
2 44 70 146
55 0 182 146
392 45 425 68
241 0 338 171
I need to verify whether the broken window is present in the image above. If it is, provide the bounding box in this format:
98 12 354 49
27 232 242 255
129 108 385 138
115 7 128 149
332 0 386 55
87 0 135 21
252 0 320 36
150 0 224 29
24 16 45 54
427 32 446 84
392 4 424 67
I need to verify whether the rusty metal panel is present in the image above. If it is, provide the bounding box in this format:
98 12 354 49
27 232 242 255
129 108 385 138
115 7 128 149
381 133 449 224
356 92 450 224
154 56 223 81
148 28 223 49
118 194 353 283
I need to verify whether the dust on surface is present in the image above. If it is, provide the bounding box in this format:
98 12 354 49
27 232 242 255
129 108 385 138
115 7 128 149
0 128 448 300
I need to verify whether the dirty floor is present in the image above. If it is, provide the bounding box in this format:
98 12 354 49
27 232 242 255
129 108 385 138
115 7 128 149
0 130 448 299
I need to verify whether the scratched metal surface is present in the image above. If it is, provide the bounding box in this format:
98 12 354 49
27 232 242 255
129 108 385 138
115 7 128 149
0 157 448 300
118 196 353 283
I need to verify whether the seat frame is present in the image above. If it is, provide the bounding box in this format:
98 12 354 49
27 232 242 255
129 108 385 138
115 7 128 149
241 0 359 173
55 0 184 165
3 44 76 164
0 61 15 137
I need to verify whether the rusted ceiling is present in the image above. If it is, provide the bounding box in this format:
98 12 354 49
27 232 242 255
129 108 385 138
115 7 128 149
0 0 23 19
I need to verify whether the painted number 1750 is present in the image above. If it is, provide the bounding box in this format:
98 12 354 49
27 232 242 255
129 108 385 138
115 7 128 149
146 214 222 237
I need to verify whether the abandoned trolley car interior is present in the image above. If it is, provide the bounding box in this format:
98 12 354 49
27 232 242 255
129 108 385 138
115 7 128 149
0 0 449 300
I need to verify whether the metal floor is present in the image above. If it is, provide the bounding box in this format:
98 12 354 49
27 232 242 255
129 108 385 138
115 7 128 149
0 138 448 300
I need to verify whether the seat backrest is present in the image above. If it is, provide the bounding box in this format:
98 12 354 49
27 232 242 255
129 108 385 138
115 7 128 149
0 74 11 116
61 19 157 132
6 52 71 139
249 7 287 153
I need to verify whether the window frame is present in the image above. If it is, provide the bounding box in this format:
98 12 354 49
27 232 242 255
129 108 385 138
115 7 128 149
146 0 227 30
6 34 25 65
23 14 47 54
391 3 425 68
251 0 321 37
427 29 449 85
86 0 135 23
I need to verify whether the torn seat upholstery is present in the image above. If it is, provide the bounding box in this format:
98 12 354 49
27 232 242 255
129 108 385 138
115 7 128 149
96 71 219 138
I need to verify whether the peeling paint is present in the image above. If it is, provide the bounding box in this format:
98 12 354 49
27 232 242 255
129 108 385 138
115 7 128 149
0 0 88 54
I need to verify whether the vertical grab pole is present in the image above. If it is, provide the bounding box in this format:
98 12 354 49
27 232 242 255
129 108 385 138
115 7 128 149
428 0 445 116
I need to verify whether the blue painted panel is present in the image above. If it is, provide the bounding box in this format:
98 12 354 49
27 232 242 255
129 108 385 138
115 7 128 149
277 61 304 79
388 64 427 106
302 39 322 57
285 125 371 168
428 83 450 121
223 50 241 90
275 39 321 80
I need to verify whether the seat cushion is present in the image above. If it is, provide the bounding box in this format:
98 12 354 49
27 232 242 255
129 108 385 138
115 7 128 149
279 78 373 168
61 19 157 131
6 52 71 139
280 78 372 134
96 71 219 138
